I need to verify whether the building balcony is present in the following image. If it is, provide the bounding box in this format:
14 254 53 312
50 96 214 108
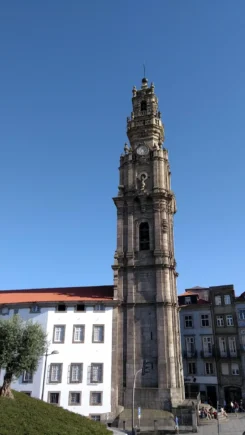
200 350 214 358
229 350 240 358
214 349 240 359
183 350 197 359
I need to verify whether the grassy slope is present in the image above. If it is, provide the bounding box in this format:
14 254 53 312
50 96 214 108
0 391 110 435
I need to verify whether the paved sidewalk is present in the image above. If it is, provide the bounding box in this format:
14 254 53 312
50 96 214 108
189 414 245 435
108 414 245 435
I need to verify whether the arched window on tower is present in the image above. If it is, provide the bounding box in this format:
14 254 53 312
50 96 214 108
141 100 147 112
139 222 150 251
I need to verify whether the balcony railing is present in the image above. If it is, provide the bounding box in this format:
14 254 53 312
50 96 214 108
213 349 240 359
183 350 197 359
200 350 214 358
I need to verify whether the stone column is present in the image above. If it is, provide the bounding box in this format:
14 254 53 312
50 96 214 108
153 152 158 190
116 212 124 254
126 305 136 390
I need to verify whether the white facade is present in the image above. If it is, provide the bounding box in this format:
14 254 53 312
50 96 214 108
0 302 113 419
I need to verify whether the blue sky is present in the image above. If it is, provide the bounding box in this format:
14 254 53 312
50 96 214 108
0 1 244 295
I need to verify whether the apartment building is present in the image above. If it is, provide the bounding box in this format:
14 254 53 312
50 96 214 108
209 285 242 404
179 285 244 406
235 292 245 399
178 289 218 405
0 286 116 422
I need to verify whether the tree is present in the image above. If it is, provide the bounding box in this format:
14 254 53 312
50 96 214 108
0 315 47 398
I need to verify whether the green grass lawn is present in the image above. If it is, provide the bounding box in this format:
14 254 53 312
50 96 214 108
0 391 110 435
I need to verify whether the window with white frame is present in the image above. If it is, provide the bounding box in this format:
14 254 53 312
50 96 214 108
22 371 33 383
205 362 214 375
221 363 229 375
30 305 40 313
216 316 224 327
185 337 195 356
91 363 103 383
92 325 104 343
202 336 213 356
188 362 196 374
68 392 81 405
241 333 245 350
49 364 62 383
228 337 237 356
53 325 65 343
1 307 9 315
226 315 234 326
215 296 222 305
231 363 239 375
224 295 231 305
239 310 245 320
93 304 105 312
185 316 193 328
73 325 85 343
48 392 60 405
90 392 102 406
90 415 101 421
185 297 192 305
69 363 83 383
76 304 85 312
219 337 227 356
56 304 66 312
201 314 210 327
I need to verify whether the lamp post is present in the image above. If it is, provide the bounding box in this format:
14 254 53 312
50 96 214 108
132 369 142 435
41 350 59 401
132 361 152 435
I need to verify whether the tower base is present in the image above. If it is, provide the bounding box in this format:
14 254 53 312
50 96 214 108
123 387 185 411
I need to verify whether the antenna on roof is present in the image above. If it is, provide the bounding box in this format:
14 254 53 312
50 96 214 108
143 62 146 78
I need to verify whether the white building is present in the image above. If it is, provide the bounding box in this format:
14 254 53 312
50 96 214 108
0 285 115 422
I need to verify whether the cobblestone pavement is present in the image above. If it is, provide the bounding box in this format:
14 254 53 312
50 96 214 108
191 414 245 435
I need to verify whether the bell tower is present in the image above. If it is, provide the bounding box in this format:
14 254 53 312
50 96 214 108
112 78 184 412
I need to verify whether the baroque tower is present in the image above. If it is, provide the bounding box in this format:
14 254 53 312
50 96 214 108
112 78 184 412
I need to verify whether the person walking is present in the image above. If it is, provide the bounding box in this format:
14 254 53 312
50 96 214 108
234 401 239 417
175 416 179 434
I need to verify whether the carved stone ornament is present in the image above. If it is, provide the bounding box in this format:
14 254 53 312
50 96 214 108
153 203 161 212
162 219 168 233
167 196 177 214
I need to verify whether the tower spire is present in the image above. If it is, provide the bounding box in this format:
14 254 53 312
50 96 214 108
112 78 184 424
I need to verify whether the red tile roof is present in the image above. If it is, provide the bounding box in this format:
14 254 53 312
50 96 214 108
178 291 199 297
0 286 114 305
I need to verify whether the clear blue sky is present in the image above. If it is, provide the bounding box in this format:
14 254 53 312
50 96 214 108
0 1 244 295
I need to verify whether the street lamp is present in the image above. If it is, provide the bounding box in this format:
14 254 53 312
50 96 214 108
41 350 59 401
132 369 142 435
132 361 152 435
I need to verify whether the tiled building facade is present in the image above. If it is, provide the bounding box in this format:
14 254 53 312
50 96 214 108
179 285 245 406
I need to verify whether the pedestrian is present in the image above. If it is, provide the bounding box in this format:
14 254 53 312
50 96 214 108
230 401 235 413
220 407 228 418
234 401 239 417
175 416 179 434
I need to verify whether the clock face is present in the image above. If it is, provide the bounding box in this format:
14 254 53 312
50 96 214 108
137 144 149 156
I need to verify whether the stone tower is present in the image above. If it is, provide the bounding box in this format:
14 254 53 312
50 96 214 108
112 78 184 413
